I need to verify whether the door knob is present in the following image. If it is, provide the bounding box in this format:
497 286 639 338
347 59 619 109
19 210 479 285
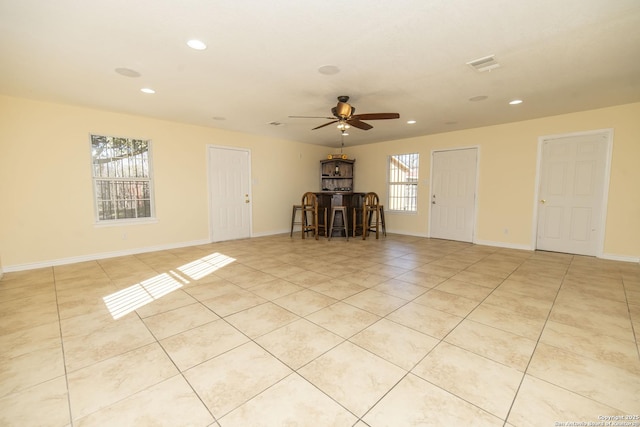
540 199 546 204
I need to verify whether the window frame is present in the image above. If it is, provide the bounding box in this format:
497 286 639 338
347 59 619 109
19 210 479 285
387 152 419 213
90 133 156 225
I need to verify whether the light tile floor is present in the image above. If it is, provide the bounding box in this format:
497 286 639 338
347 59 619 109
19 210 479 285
1 234 639 426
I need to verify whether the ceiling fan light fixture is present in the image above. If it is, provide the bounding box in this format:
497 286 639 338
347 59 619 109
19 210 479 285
335 102 352 118
292 95 400 131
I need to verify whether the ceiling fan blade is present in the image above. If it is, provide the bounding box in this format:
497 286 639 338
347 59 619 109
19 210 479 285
312 120 338 130
347 119 373 130
351 113 400 120
289 115 334 119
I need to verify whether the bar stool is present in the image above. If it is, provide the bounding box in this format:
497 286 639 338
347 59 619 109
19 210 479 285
351 193 365 237
379 204 387 236
369 193 387 237
290 204 303 237
363 192 382 240
328 206 349 240
301 192 327 239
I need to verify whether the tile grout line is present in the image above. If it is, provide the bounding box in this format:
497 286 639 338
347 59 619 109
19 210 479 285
409 248 531 425
11 237 635 425
51 265 75 427
392 248 578 424
620 276 640 361
61 259 220 425
357 244 527 424
500 254 573 427
136 257 277 426
210 244 472 424
134 300 222 425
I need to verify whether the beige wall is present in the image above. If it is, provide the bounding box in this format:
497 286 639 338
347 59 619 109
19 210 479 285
0 95 326 269
348 102 640 260
1 95 638 270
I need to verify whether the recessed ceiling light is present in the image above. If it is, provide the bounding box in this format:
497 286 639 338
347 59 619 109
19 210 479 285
187 39 207 50
212 116 226 121
469 95 488 102
318 65 340 75
509 99 523 105
445 121 458 125
140 88 155 94
115 67 140 78
407 120 416 124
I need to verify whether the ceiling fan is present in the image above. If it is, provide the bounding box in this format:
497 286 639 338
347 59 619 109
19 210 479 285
289 96 400 131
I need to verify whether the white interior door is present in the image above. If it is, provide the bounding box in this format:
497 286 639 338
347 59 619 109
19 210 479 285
430 148 477 242
208 146 251 242
536 132 609 256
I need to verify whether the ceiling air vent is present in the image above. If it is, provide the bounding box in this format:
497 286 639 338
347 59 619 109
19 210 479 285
466 55 500 72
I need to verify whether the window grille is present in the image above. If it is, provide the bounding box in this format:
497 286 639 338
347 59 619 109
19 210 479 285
388 153 419 212
91 134 154 222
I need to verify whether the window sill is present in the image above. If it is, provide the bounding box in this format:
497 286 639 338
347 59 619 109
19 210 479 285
94 218 158 228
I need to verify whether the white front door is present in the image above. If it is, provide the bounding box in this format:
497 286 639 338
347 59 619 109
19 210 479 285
536 132 609 256
208 146 251 242
430 148 478 242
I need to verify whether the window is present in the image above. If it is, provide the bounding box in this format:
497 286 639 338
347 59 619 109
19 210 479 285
91 134 154 222
388 153 419 212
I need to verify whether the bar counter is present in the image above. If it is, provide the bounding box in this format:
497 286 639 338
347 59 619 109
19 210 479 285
315 191 365 236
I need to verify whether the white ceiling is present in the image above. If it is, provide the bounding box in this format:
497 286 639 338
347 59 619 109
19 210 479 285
1 0 639 147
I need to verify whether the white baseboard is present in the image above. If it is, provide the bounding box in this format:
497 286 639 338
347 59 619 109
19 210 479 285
475 241 639 263
473 239 534 251
251 229 287 238
601 253 640 263
400 231 430 238
3 239 211 273
4 234 638 274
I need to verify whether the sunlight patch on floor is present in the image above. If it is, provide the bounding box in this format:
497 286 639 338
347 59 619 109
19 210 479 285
103 273 181 319
103 252 236 319
178 252 236 280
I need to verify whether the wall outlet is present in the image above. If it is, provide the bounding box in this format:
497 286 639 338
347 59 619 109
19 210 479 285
503 228 509 235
